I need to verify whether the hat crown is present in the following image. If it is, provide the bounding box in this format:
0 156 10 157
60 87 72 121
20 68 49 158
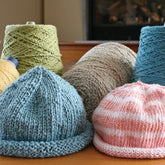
0 66 86 142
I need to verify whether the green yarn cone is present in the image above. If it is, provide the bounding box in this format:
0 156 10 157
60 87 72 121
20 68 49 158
1 24 63 75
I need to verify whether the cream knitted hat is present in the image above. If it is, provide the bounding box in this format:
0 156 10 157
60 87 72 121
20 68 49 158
93 81 165 159
63 42 136 121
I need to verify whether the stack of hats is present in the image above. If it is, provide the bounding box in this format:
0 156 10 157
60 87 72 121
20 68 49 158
63 42 136 121
93 81 165 159
0 66 93 158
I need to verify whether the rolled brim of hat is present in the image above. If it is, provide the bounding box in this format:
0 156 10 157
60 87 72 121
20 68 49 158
0 121 93 158
94 131 165 159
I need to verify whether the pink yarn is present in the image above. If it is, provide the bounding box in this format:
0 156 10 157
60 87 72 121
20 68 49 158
92 81 165 159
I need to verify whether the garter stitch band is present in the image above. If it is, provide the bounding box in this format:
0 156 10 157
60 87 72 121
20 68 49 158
0 59 19 94
132 26 165 85
0 66 93 158
1 24 63 75
63 42 136 121
93 81 165 159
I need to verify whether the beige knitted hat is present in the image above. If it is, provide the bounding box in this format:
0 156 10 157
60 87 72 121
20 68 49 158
62 42 136 121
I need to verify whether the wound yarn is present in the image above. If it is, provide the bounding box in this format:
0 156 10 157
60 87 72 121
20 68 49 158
132 26 165 85
0 59 19 94
63 42 137 121
1 24 63 75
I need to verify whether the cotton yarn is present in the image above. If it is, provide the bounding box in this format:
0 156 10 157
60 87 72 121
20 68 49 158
93 81 165 159
63 42 137 121
132 26 165 85
0 59 19 94
1 24 63 75
0 66 93 158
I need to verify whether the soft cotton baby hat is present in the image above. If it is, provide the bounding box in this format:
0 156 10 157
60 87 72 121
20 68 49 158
0 58 19 94
93 81 165 159
0 66 93 158
63 42 136 121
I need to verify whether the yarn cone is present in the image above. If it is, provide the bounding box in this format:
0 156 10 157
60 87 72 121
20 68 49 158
0 59 19 94
1 24 63 75
63 42 137 121
132 26 165 85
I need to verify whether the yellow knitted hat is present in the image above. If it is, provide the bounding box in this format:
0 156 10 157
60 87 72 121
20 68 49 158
0 59 19 94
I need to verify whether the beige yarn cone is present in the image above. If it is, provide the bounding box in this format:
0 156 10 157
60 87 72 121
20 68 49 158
62 42 137 121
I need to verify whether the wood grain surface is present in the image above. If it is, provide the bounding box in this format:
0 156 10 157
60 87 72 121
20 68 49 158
0 145 164 165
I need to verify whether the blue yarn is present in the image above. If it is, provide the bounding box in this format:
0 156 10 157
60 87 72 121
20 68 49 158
0 66 93 158
132 26 165 85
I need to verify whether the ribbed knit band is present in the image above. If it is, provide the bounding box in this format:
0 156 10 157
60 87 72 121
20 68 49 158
93 133 165 159
93 81 165 159
0 121 92 158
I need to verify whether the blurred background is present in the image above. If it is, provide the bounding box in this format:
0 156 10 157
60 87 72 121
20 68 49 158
0 0 165 52
0 0 85 52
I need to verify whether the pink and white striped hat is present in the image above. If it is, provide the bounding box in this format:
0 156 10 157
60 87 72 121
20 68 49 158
92 81 165 159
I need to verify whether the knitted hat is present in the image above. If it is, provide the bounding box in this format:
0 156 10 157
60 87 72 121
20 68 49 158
0 59 19 94
0 66 93 158
63 42 136 121
93 81 165 159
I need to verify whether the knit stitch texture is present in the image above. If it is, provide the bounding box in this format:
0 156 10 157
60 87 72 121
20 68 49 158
0 66 93 158
0 59 19 94
93 81 165 159
63 42 136 121
132 26 165 85
1 24 63 75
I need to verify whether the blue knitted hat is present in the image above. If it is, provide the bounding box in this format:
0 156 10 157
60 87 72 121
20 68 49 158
0 66 93 158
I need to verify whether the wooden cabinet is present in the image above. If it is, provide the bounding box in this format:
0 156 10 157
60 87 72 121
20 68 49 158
60 42 139 64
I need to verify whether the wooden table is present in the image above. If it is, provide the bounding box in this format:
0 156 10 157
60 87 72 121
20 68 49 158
60 42 139 72
60 42 139 64
1 145 165 165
